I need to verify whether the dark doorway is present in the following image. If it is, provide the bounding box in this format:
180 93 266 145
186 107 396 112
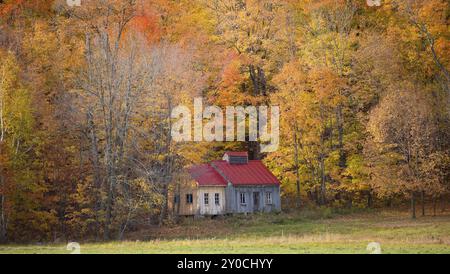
253 192 260 212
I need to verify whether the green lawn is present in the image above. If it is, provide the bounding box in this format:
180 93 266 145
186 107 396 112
1 209 450 254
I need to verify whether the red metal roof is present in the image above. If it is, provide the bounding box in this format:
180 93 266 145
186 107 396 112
224 151 248 157
188 164 227 186
211 160 280 186
189 153 280 186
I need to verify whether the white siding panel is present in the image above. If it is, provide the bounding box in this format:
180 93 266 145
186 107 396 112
198 186 226 215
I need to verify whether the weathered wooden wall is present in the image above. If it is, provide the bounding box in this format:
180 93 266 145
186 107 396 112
177 182 281 215
177 181 199 216
226 185 281 213
177 183 227 216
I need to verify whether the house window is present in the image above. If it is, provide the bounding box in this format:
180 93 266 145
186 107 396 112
204 193 209 205
215 193 220 205
266 192 273 205
186 194 193 204
240 192 246 204
174 195 180 204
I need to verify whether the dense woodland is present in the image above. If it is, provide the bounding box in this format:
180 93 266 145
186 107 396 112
0 0 449 243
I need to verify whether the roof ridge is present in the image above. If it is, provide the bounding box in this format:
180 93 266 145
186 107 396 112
212 160 280 185
210 162 231 185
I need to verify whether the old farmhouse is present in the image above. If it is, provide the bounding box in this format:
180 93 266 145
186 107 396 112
176 152 281 216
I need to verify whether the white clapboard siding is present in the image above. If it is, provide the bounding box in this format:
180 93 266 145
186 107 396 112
197 186 226 215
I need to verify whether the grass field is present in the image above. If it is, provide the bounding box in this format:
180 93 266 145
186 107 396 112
1 209 450 254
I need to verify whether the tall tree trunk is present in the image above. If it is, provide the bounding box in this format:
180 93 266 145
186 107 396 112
386 197 393 208
257 67 267 96
104 172 114 240
175 183 181 220
336 106 345 168
0 175 6 243
76 0 138 240
411 192 416 219
249 65 259 96
159 96 174 225
0 92 4 144
421 190 425 216
367 189 373 208
433 196 437 217
293 132 301 208
249 141 260 160
346 195 353 209
104 138 116 240
248 65 267 96
319 155 326 205
87 111 102 239
420 23 450 89
159 184 169 226
0 83 6 242
104 89 118 240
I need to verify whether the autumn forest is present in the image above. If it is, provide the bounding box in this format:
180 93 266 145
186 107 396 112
0 0 449 243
